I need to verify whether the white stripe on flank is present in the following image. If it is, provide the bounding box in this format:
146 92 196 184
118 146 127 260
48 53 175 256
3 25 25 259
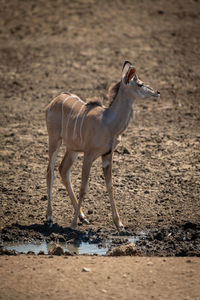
61 96 71 137
79 108 88 144
71 94 85 104
72 103 85 140
65 99 79 139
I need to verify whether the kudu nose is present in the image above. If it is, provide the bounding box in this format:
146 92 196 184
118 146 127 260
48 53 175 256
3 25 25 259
157 91 160 96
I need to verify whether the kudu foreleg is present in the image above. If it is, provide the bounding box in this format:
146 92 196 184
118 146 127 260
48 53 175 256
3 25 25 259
102 153 124 230
71 154 93 229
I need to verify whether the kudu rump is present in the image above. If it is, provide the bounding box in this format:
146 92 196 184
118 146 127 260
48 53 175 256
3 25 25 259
45 61 160 230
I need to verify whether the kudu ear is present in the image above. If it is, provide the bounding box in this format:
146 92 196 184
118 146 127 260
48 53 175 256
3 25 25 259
122 61 136 85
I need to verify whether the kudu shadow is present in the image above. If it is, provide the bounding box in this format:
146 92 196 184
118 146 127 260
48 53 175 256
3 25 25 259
1 222 94 246
14 222 81 237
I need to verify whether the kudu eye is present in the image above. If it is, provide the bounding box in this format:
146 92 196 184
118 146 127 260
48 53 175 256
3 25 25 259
137 83 143 87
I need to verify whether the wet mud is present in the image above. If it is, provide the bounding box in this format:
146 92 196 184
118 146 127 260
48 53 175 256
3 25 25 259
1 222 200 256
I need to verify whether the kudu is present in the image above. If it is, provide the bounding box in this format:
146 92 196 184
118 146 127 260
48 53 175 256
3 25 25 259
45 61 160 230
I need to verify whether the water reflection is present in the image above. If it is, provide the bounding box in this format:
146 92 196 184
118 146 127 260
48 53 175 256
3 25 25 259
4 235 141 256
4 241 109 255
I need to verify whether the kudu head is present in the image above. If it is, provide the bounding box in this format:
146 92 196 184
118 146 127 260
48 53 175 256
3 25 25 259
121 61 160 99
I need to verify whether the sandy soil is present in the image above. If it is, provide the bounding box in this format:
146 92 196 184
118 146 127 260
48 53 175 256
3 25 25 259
0 256 200 300
0 0 200 298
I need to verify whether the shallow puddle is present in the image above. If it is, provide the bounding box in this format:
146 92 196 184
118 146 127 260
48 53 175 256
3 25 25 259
4 241 108 255
3 236 139 256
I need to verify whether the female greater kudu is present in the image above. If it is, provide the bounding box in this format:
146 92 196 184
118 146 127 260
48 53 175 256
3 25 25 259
45 61 160 230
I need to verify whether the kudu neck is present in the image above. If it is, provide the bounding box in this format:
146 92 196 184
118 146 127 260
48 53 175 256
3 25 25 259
105 86 135 136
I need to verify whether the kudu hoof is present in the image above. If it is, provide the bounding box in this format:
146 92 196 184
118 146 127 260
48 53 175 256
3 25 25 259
47 221 53 229
80 216 90 225
70 222 77 230
117 223 125 233
46 216 53 229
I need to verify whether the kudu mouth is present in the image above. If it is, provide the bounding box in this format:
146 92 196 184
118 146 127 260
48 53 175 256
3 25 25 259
156 90 160 97
142 84 160 98
151 90 160 98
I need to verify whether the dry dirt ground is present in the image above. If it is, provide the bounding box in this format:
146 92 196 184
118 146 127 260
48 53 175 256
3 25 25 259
0 256 199 300
0 0 200 298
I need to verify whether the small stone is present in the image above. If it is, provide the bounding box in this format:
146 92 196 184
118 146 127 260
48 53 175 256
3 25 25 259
27 251 35 255
0 247 17 256
82 267 91 272
48 244 64 256
101 289 107 293
106 243 137 256
158 9 164 15
186 259 191 263
64 250 74 256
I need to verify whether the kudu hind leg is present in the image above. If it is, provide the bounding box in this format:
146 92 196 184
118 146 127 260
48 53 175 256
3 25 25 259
102 153 124 230
71 154 93 229
59 150 89 224
46 138 62 227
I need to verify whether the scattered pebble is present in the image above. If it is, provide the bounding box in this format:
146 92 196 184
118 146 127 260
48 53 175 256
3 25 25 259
186 259 191 263
82 267 91 272
48 244 64 256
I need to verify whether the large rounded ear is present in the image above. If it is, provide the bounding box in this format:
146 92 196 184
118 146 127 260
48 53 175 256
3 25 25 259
122 61 132 78
122 61 136 84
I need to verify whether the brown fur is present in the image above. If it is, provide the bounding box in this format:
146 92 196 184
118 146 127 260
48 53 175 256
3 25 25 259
107 81 121 106
86 97 103 107
45 64 159 230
